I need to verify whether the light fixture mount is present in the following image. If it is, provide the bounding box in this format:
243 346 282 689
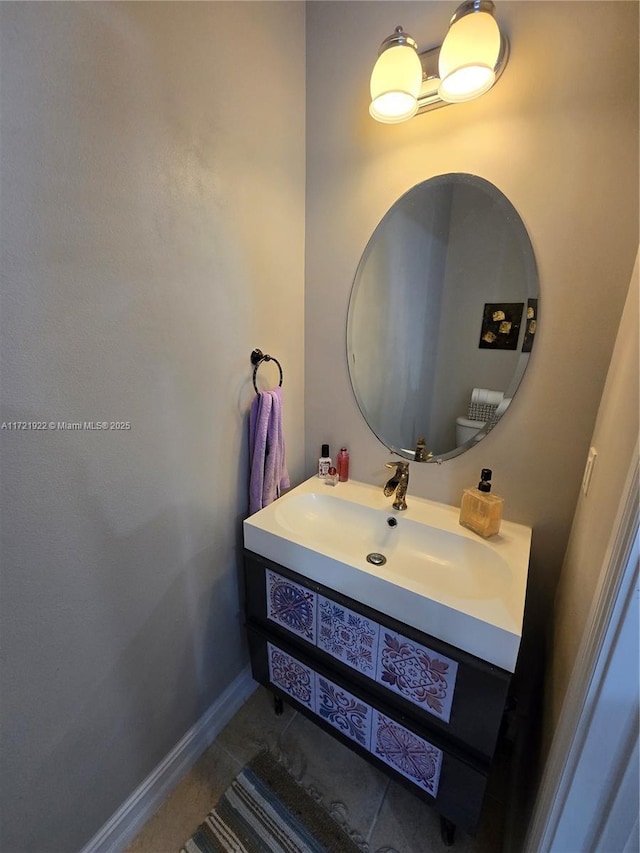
377 25 418 55
448 0 498 27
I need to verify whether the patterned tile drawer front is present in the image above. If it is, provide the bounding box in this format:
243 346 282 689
316 674 373 750
266 569 316 643
267 643 315 711
317 596 380 677
376 630 458 723
263 567 459 727
264 640 443 802
372 709 443 798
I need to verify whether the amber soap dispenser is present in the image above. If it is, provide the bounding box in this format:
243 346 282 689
459 468 504 539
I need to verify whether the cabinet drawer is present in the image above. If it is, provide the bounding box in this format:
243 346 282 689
244 550 510 761
247 626 489 835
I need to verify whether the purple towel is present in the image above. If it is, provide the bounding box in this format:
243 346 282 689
266 386 290 503
249 391 272 515
248 387 289 515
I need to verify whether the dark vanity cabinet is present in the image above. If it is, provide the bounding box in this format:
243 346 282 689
243 549 513 835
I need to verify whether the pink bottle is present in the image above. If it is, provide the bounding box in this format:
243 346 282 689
337 447 350 482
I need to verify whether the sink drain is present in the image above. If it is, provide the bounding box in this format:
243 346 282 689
366 552 387 566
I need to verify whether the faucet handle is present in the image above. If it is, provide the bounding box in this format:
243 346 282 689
386 460 409 472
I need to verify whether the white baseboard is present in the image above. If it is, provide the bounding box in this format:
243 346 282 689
80 666 257 853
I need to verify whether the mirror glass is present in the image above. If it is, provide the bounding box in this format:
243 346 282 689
347 174 538 461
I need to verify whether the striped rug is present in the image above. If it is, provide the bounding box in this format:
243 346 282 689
180 750 363 853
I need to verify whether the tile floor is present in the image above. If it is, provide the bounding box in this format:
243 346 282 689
125 685 508 853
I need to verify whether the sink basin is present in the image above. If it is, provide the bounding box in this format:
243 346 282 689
243 477 531 672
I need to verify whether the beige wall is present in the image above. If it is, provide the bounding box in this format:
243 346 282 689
550 253 639 728
305 2 639 631
0 3 305 850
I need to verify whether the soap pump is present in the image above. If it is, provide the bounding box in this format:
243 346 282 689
459 468 504 539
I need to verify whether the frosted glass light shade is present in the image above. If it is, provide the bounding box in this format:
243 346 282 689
438 10 501 103
369 44 422 124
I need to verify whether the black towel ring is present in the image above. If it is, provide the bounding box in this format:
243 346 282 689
250 349 283 395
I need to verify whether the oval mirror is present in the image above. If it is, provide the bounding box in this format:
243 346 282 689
347 174 538 461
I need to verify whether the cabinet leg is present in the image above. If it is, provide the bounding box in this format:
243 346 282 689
440 816 456 847
273 693 284 716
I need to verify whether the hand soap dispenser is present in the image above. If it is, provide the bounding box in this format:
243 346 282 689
459 468 503 539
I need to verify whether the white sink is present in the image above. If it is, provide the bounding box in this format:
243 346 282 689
243 476 531 672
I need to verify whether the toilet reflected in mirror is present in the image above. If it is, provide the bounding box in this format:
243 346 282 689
455 388 512 447
456 416 486 446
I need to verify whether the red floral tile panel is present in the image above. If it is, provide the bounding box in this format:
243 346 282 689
372 709 443 797
267 642 315 710
375 630 458 723
266 569 316 643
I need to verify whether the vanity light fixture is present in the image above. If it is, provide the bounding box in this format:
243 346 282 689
369 0 509 124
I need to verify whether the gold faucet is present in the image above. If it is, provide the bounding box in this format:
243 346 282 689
414 436 433 462
384 460 410 511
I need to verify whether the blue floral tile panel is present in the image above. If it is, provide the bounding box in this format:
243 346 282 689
267 642 315 711
317 596 380 676
266 569 316 643
375 630 458 723
316 674 372 750
372 709 443 797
